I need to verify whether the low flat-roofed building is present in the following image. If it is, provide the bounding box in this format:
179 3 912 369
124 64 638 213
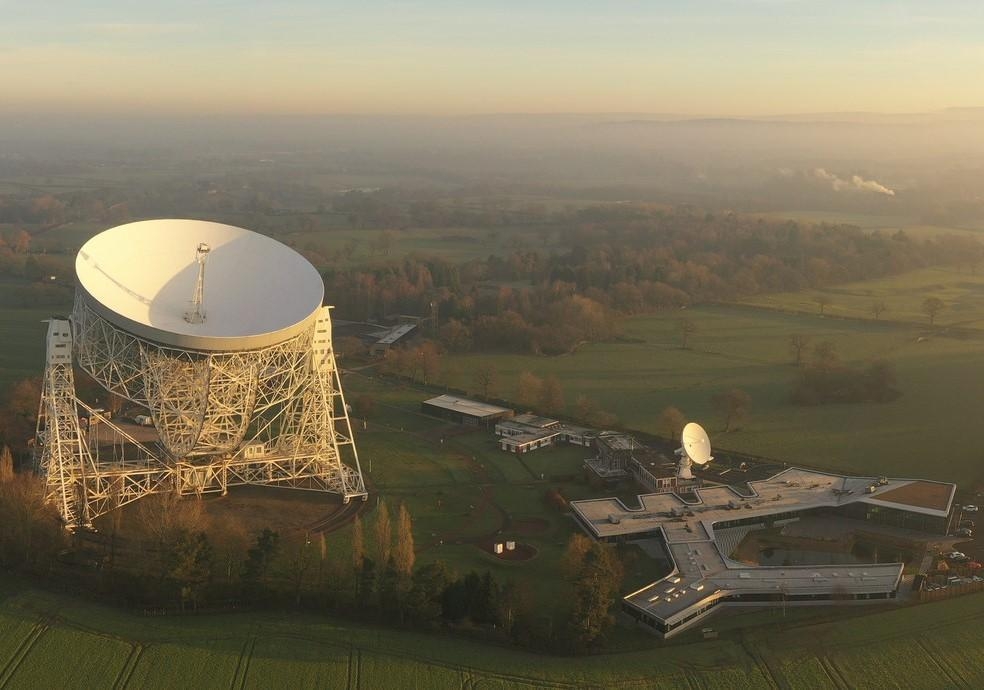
495 414 596 454
594 431 646 472
421 395 513 426
510 413 560 429
499 430 561 454
557 424 595 447
571 467 956 638
370 323 417 355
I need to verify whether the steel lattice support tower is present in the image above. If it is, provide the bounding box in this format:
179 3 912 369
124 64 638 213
39 307 367 529
37 219 368 529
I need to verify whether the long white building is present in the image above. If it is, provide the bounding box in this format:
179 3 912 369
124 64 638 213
571 467 956 638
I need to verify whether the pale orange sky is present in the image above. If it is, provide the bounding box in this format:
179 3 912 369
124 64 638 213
2 1 982 116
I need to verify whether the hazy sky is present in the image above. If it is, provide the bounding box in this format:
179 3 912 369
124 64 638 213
2 1 983 116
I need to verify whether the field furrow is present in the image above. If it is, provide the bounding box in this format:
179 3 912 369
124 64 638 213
243 636 348 689
0 621 47 689
6 625 129 689
127 639 241 689
113 644 143 690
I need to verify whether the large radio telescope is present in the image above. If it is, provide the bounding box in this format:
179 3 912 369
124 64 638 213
37 219 367 528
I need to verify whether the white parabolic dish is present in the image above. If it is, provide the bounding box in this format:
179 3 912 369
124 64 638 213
680 422 712 465
76 219 325 351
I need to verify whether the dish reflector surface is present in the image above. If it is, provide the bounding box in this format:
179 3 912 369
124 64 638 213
680 422 712 465
76 219 325 350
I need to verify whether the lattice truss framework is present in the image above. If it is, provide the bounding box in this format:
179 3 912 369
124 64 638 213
37 303 366 528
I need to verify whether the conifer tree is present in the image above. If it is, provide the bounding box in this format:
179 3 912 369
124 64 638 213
0 446 14 483
352 515 365 572
393 502 415 580
375 500 392 568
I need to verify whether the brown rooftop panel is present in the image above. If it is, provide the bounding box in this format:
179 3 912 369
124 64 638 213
874 481 952 511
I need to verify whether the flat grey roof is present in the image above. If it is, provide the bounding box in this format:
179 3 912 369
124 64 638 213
375 323 416 345
596 432 645 451
422 394 512 419
572 466 954 631
511 413 560 428
573 468 955 542
500 430 561 446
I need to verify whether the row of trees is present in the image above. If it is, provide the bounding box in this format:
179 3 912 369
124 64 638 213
0 446 632 654
0 453 65 571
815 295 948 325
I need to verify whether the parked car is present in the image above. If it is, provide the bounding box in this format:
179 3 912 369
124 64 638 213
955 528 974 538
963 505 980 513
946 551 968 561
960 519 975 528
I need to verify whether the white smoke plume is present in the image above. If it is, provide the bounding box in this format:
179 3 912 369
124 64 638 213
812 168 895 196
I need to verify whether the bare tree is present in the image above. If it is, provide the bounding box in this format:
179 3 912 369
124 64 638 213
657 406 686 441
678 317 697 350
711 388 751 432
812 341 839 371
788 334 811 366
539 376 565 415
922 297 946 326
516 371 543 410
0 470 64 568
335 336 367 359
472 364 498 399
815 294 832 315
870 301 888 320
133 490 207 548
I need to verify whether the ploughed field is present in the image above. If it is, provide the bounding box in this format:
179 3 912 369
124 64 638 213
3 576 984 688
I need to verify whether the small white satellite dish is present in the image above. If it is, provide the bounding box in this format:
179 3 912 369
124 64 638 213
675 422 713 480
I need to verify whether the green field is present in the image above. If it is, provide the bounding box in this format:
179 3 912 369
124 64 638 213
3 575 984 688
752 209 984 237
442 298 984 485
340 372 602 610
743 266 984 328
0 307 57 394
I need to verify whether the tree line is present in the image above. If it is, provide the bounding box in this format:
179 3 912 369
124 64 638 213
322 207 983 354
0 470 630 654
